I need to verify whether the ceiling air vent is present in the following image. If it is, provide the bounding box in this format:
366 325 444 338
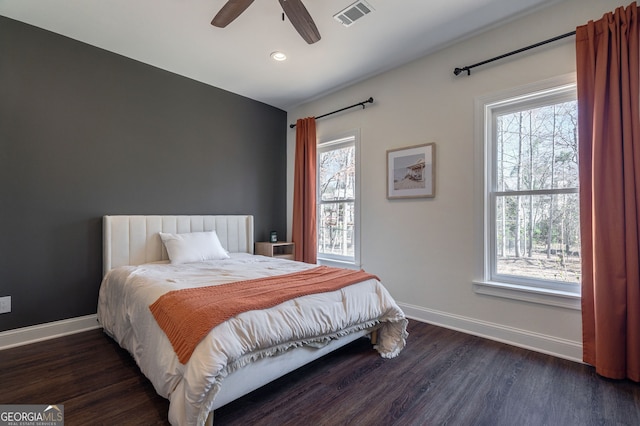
333 1 374 27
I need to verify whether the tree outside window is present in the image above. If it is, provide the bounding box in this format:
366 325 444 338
317 134 358 264
489 86 580 292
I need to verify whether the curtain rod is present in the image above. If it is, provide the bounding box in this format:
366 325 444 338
289 97 374 128
453 30 576 76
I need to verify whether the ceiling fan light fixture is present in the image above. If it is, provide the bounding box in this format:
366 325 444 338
270 51 287 61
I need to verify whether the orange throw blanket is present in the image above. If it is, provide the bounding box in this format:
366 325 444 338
149 266 379 364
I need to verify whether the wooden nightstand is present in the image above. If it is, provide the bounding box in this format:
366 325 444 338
255 242 295 260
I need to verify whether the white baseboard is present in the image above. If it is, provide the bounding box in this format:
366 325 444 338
0 314 100 351
398 303 583 363
0 307 583 363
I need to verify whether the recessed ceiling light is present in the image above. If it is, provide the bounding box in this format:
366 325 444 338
270 51 287 61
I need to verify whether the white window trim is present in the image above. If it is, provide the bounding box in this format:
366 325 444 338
473 74 581 310
317 129 361 269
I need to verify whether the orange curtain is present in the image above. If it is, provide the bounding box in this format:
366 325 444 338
576 2 640 382
292 117 317 263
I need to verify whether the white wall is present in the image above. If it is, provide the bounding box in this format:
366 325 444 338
286 0 624 361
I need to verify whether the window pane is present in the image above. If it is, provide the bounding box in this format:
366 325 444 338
319 146 355 201
496 101 578 192
318 202 354 259
495 193 580 283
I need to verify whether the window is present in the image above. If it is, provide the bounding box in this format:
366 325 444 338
475 77 581 308
317 131 360 266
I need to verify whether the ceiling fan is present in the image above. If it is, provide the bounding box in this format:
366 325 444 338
211 0 321 44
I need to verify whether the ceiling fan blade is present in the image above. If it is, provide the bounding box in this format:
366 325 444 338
278 0 321 44
211 0 255 28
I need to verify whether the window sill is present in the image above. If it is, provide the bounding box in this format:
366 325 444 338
318 257 360 270
473 280 581 310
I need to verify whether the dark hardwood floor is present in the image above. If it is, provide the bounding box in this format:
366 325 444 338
1 320 638 425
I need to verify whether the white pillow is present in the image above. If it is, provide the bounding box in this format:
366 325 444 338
159 231 229 264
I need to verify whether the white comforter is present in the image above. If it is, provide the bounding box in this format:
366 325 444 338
97 253 407 425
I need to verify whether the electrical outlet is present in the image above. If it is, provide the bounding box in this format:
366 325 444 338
0 296 11 314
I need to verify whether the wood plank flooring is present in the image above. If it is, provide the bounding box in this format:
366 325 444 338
1 320 638 425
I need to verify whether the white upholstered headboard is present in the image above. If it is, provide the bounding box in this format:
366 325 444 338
103 215 254 276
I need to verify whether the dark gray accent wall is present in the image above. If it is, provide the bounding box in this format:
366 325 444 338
0 17 287 332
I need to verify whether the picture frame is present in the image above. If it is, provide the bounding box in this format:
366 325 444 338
386 142 436 199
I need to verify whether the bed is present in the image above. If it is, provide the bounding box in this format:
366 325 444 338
97 214 408 425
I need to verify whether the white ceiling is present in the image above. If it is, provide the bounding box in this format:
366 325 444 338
0 0 560 110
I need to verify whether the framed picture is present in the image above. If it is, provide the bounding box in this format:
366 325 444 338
387 143 436 199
